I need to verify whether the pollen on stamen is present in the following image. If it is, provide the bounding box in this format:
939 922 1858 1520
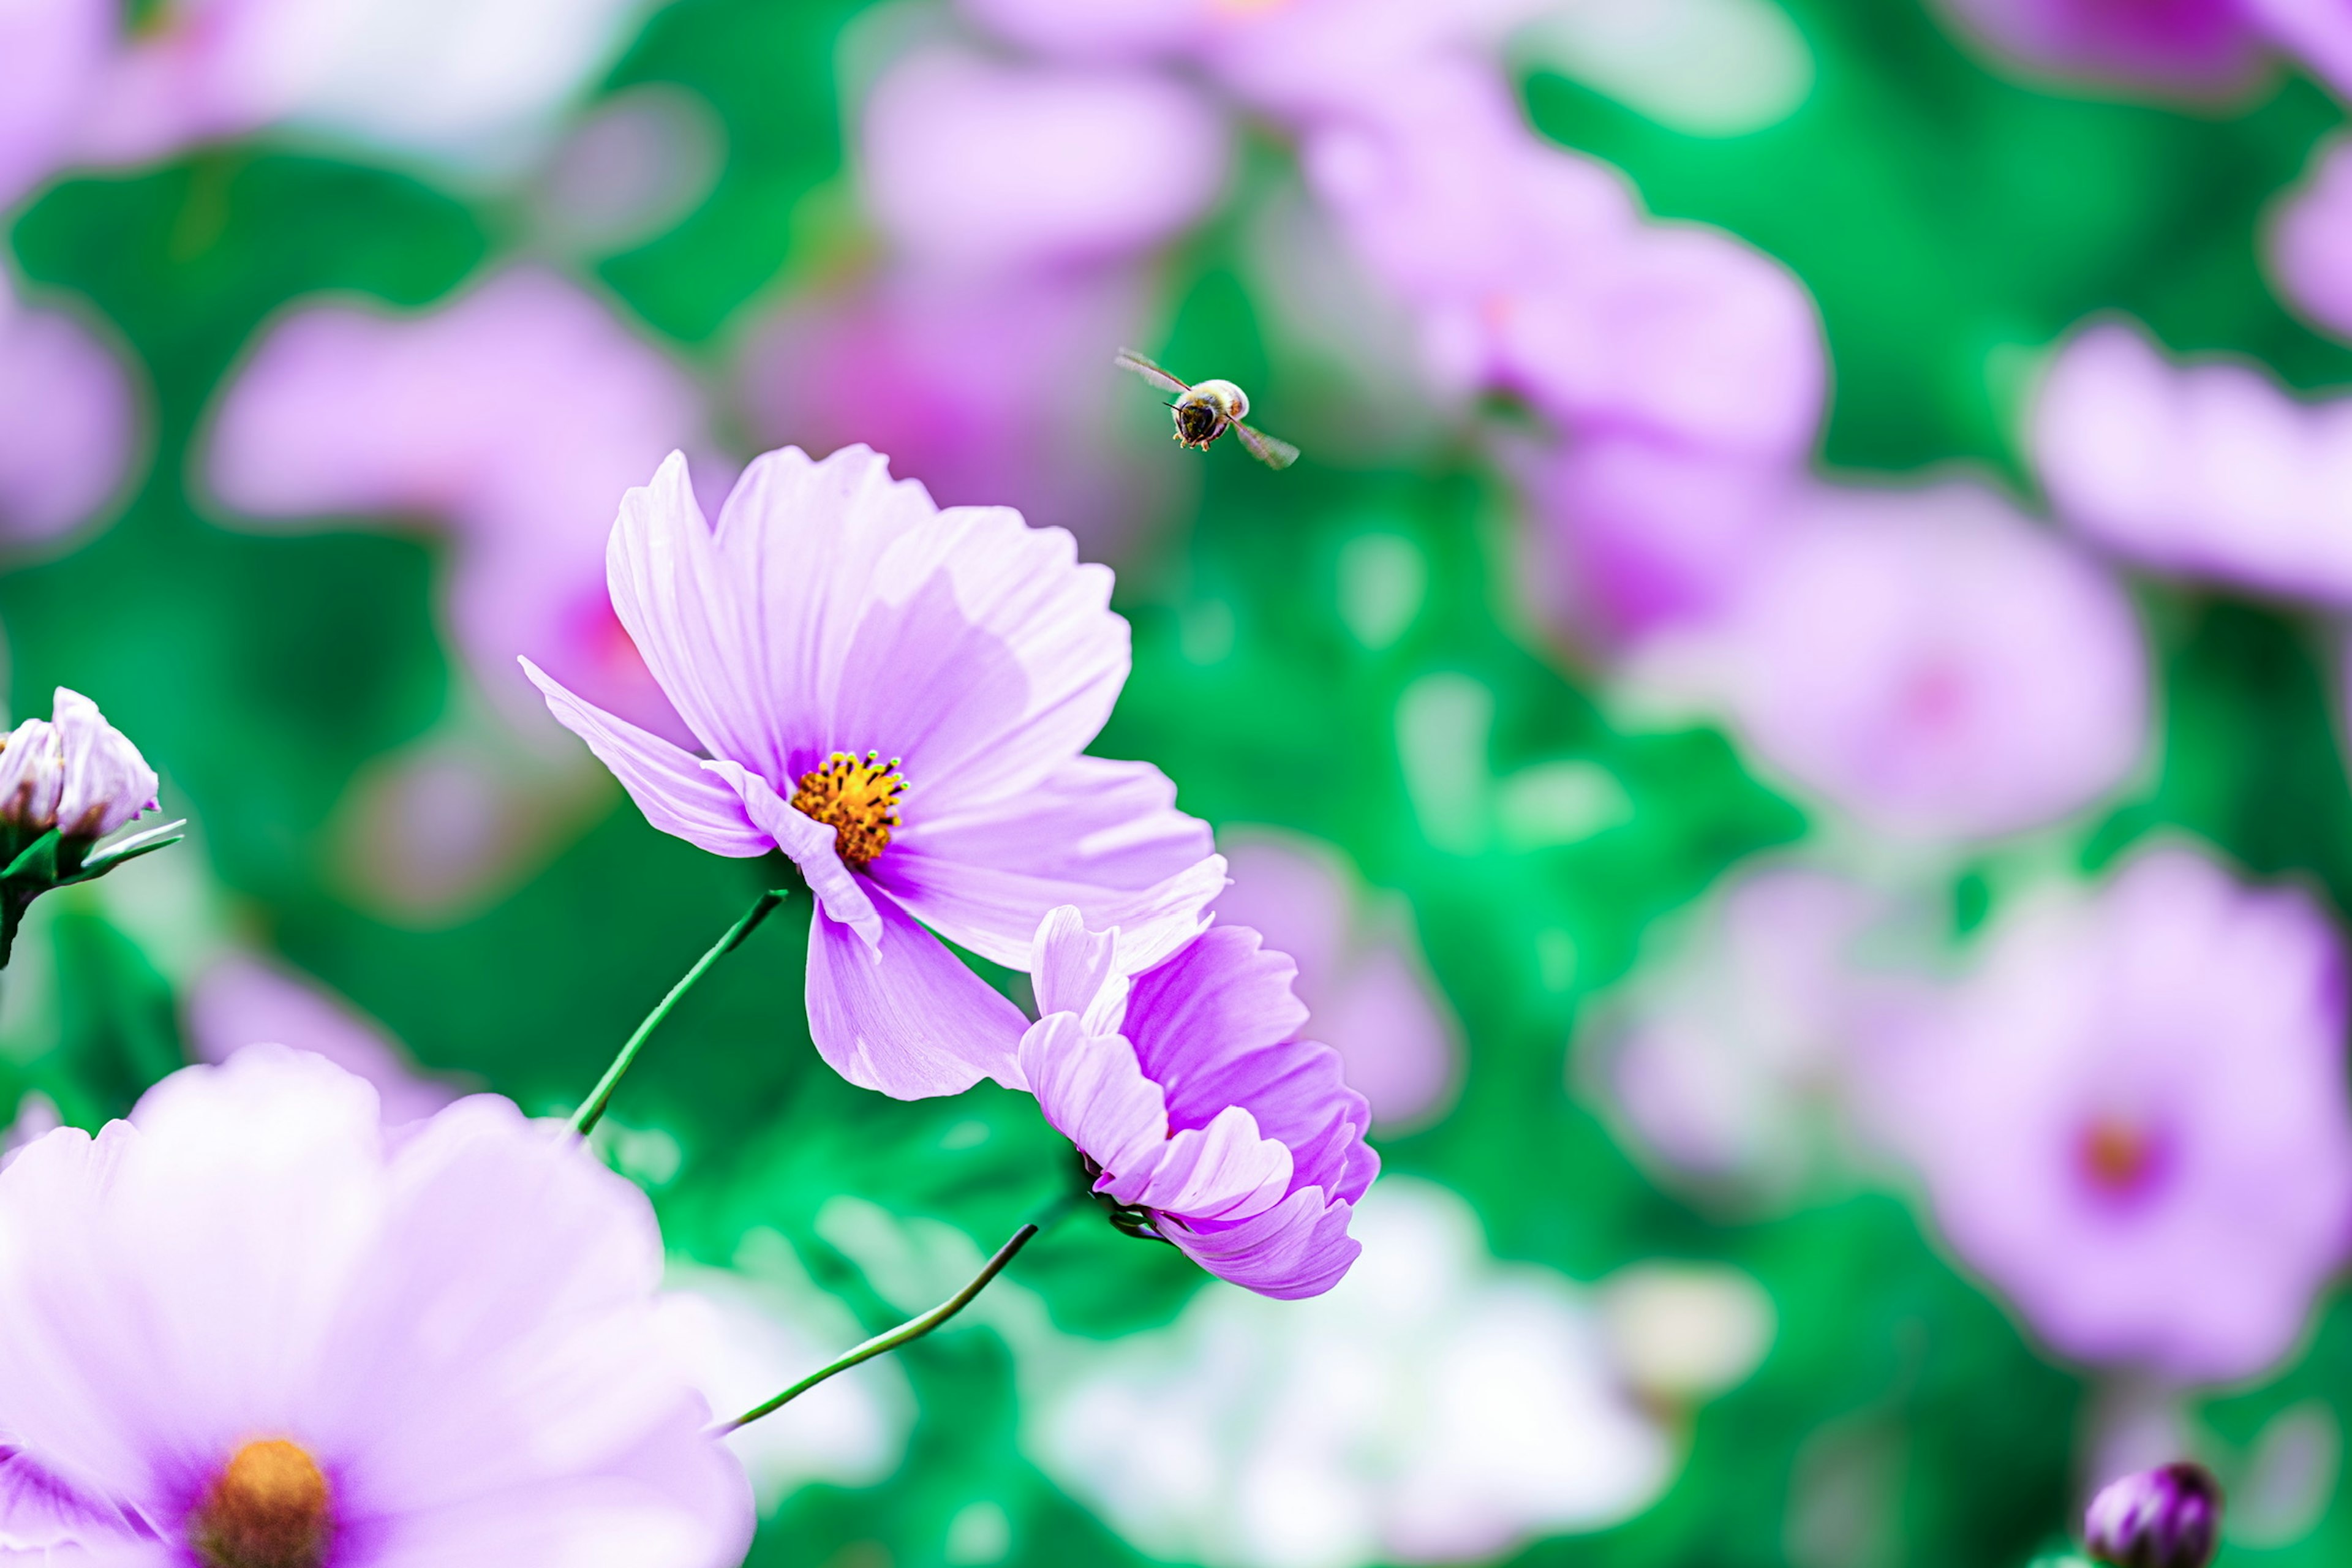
790 749 908 870
190 1438 333 1568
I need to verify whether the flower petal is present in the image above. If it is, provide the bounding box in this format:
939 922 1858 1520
1125 1105 1292 1223
878 757 1217 968
1017 1012 1167 1181
603 452 789 779
518 658 770 859
697 758 881 950
1164 1187 1363 1300
51 690 155 840
1028 906 1129 1037
805 894 1028 1099
829 503 1125 815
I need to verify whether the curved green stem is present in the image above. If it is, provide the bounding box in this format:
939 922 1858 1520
570 890 786 1139
719 1221 1041 1433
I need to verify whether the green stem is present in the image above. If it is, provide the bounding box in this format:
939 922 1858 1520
570 890 787 1139
719 1221 1041 1433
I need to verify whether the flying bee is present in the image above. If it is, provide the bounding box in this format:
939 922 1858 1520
1114 349 1300 470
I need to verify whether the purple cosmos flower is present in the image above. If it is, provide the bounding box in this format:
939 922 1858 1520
2035 317 2352 607
1018 907 1378 1298
859 47 1229 276
1630 480 2148 841
0 280 138 547
522 444 1222 1099
1856 845 2352 1384
1214 834 1460 1130
207 268 710 745
0 1043 753 1566
1927 0 2271 98
2086 1461 2223 1568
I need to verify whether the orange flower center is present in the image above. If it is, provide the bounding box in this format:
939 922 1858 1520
190 1439 332 1568
790 751 907 871
2078 1116 2160 1197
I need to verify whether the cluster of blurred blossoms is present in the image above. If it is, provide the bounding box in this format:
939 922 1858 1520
0 441 1385 1564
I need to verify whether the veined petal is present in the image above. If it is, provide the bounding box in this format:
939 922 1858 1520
832 504 1126 815
1017 1013 1167 1182
699 758 881 950
878 758 1216 968
604 452 790 780
1029 906 1129 1038
806 894 1028 1099
1164 1188 1363 1300
1125 1106 1292 1223
709 445 938 775
519 658 771 859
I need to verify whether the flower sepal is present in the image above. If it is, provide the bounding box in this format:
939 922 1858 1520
0 818 186 966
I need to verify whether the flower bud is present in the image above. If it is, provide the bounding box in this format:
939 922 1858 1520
51 688 157 840
0 718 63 832
2085 1461 2221 1568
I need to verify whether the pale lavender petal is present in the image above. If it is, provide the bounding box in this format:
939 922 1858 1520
0 295 137 546
185 955 462 1127
861 49 1229 273
2267 137 2352 342
0 0 110 210
2035 318 2352 605
956 0 1203 61
697 758 881 951
0 718 62 832
518 658 771 859
878 756 1216 967
832 503 1126 815
0 1446 148 1555
805 894 1028 1100
2253 0 2352 99
1124 1106 1292 1223
604 453 781 774
1314 944 1461 1131
1028 906 1129 1037
1017 1012 1167 1182
50 690 156 840
1164 1187 1363 1301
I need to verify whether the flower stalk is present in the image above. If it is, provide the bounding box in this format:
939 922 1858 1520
570 889 788 1139
718 1220 1041 1433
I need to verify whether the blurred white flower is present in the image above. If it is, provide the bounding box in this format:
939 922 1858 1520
658 1231 914 1511
1027 1178 1676 1568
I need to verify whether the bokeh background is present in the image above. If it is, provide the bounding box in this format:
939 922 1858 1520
9 0 2352 1564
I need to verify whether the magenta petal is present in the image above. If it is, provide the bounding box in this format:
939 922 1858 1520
879 757 1217 967
519 658 771 858
1165 1188 1363 1300
805 894 1028 1099
1126 1107 1292 1222
1017 1013 1167 1184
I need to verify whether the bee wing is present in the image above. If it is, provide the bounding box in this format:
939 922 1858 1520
1114 348 1191 396
1234 421 1300 470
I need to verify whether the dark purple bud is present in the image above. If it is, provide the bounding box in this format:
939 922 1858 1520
2085 1461 2221 1568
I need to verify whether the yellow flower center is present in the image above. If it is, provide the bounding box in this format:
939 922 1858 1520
190 1439 332 1568
790 750 907 871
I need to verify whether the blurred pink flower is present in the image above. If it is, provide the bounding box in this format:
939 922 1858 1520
0 279 138 547
522 444 1223 1101
859 48 1230 276
1858 845 2352 1384
2035 318 2352 606
0 0 110 209
1637 480 2149 840
186 952 464 1126
206 267 708 742
0 1044 754 1565
1213 835 1460 1130
739 268 1164 562
1928 0 2270 98
2267 137 2352 341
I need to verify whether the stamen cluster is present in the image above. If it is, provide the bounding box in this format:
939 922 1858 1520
790 750 907 870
